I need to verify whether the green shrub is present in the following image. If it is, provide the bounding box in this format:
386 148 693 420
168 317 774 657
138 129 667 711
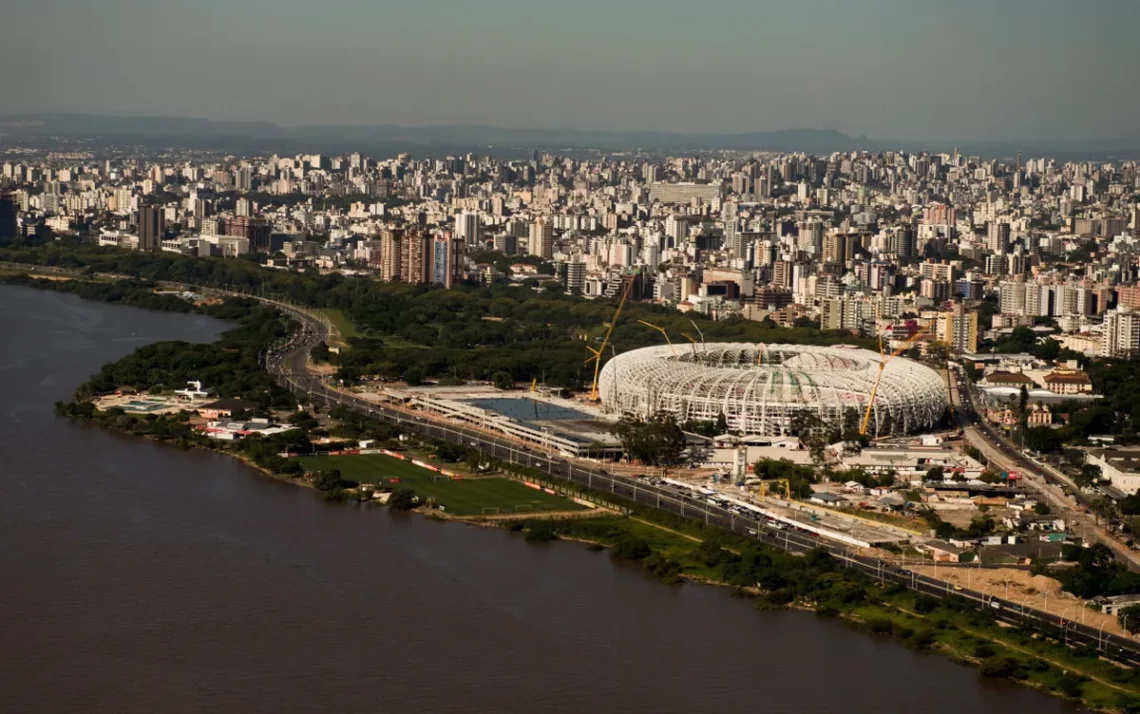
978 657 1019 678
611 536 652 561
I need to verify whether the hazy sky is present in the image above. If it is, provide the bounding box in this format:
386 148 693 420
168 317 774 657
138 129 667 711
3 0 1138 141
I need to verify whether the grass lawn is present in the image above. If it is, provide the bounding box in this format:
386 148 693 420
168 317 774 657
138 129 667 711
298 453 586 516
316 308 361 344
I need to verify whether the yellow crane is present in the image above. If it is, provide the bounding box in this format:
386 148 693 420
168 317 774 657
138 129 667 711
859 326 930 436
638 319 677 356
586 276 636 402
680 331 700 355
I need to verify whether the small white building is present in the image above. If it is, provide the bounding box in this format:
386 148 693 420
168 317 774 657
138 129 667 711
1085 448 1140 495
175 380 210 400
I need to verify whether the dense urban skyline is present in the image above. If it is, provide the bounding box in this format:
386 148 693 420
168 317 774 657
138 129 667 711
3 0 1139 142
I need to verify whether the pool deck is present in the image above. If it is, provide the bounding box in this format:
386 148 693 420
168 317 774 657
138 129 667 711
93 393 210 415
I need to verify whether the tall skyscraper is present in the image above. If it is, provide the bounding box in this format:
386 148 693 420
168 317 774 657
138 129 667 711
797 219 824 254
431 236 463 288
890 226 916 260
722 201 741 258
939 302 979 353
138 203 164 251
0 192 17 243
234 166 252 192
380 228 402 282
493 233 518 255
529 218 553 259
822 232 849 264
225 216 272 252
1103 308 1140 358
454 212 481 246
987 222 1011 254
401 230 432 284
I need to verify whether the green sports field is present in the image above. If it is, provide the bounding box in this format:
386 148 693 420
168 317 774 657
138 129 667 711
297 453 586 516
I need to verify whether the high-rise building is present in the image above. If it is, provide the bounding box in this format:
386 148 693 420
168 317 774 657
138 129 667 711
565 261 586 293
722 201 741 257
0 192 17 243
1102 308 1140 358
529 218 553 259
797 219 824 254
454 211 481 246
431 236 463 288
664 215 688 247
987 222 1011 254
138 203 164 251
225 216 272 252
401 230 432 284
822 232 857 264
889 226 916 259
938 302 978 353
1115 284 1140 310
380 228 402 282
493 233 518 255
234 166 252 192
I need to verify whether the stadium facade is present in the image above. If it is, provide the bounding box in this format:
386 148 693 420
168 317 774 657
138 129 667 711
597 343 947 437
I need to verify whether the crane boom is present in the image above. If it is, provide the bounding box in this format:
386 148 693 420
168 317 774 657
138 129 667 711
638 320 677 356
859 326 929 436
587 276 636 402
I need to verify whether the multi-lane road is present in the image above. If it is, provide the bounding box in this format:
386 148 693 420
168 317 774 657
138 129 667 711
4 264 1135 666
950 364 1140 571
241 290 1140 666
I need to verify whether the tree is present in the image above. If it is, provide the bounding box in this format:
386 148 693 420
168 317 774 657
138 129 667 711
1077 463 1102 487
925 466 945 482
312 468 342 491
1024 426 1063 454
611 411 687 467
492 371 513 390
435 441 466 463
388 488 419 511
611 536 652 560
1119 604 1140 634
1092 495 1118 526
715 411 729 434
1018 384 1029 415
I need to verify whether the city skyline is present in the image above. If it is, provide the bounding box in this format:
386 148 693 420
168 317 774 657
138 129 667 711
3 0 1139 143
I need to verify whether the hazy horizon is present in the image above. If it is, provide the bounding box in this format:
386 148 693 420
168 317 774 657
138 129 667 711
3 0 1138 143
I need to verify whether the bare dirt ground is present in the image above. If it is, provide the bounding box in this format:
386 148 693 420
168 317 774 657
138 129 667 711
911 565 1128 637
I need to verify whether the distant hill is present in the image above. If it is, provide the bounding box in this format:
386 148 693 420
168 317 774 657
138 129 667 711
2 113 1139 159
0 114 875 152
0 113 282 138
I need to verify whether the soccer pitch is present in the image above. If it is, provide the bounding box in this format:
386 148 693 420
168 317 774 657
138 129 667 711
297 453 586 516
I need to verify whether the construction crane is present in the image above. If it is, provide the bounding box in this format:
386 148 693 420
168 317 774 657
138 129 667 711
638 320 677 356
859 326 930 436
688 320 706 350
586 276 636 402
680 331 700 355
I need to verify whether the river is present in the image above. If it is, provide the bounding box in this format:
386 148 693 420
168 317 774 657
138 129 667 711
0 284 1084 714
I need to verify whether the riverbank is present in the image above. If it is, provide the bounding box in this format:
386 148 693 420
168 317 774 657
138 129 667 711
12 269 1140 713
460 508 1140 712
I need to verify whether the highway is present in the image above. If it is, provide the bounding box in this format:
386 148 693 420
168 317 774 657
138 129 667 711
951 364 1140 571
4 264 1137 667
246 290 1140 667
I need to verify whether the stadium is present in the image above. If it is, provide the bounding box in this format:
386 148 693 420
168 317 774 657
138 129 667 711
597 343 947 437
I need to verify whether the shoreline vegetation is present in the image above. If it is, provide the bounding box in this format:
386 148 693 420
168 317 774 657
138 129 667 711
5 264 1140 711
